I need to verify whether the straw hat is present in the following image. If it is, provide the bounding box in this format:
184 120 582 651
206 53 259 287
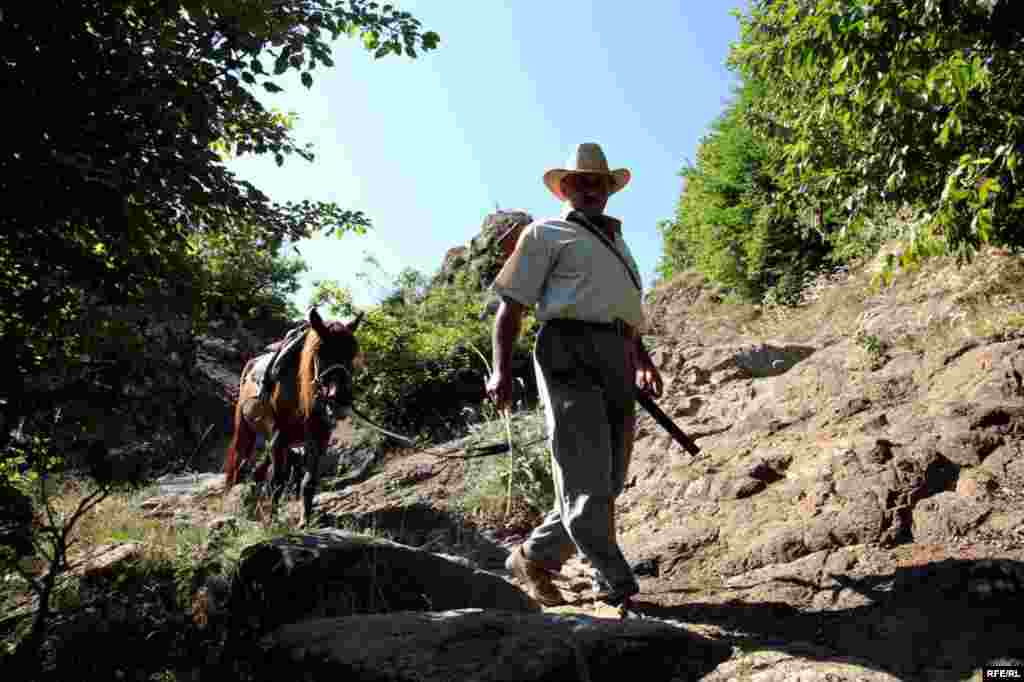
543 143 631 201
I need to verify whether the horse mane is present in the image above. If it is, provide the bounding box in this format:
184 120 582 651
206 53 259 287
296 329 320 419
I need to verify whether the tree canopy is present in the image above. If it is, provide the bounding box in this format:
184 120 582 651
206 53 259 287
659 80 829 303
658 0 1024 300
729 0 1024 260
1 1 439 470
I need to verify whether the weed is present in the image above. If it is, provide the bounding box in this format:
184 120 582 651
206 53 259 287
855 331 886 361
455 404 554 525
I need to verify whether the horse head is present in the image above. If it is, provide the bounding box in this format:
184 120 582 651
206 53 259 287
299 306 365 421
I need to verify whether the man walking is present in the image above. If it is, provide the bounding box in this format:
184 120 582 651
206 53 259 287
487 143 663 607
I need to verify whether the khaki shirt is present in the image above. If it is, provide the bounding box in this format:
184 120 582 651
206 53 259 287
491 206 646 331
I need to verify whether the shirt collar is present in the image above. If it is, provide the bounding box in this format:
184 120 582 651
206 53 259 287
560 206 623 236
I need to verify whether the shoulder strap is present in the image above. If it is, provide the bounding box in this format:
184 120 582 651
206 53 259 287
566 212 642 292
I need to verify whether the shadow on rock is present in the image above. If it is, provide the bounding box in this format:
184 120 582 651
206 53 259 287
249 609 731 682
321 501 515 572
734 343 816 378
632 557 1024 681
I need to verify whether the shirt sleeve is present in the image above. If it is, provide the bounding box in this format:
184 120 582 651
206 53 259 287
490 222 554 307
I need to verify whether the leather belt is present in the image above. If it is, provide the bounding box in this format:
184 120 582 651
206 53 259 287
546 318 630 336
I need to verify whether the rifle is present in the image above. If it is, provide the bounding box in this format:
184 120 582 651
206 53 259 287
635 389 700 456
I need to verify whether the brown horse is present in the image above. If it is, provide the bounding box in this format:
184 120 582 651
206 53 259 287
224 306 363 526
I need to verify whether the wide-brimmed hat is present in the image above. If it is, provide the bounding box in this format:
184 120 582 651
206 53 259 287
543 143 631 201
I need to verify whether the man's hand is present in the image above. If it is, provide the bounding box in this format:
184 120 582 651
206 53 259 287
635 358 664 398
486 370 514 412
629 333 664 398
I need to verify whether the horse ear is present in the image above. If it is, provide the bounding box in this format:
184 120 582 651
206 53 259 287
307 306 327 336
347 311 365 334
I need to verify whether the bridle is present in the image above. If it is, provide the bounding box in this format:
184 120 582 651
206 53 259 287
312 358 417 446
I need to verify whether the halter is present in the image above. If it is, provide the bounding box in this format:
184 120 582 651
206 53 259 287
313 361 351 396
313 359 417 445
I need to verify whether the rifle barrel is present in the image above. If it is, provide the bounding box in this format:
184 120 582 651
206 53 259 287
635 390 701 456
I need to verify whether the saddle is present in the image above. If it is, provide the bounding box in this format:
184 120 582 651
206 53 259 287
257 321 310 403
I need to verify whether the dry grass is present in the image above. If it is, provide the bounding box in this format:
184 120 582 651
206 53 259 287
886 248 1024 358
1 477 304 621
735 243 1024 355
741 266 875 344
63 484 185 564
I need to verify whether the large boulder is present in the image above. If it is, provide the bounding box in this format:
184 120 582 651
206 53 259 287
254 608 730 682
228 530 539 635
911 491 993 543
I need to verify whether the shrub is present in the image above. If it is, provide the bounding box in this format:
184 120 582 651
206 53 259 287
325 264 538 443
659 79 832 303
456 406 553 526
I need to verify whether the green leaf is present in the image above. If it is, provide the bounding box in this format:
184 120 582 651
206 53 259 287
274 53 289 75
363 31 379 50
831 55 849 81
954 63 971 96
241 71 255 85
301 72 313 88
978 178 1000 203
422 31 440 49
263 81 283 93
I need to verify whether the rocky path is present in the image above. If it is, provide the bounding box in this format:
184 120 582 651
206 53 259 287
122 251 1024 680
134 423 1024 681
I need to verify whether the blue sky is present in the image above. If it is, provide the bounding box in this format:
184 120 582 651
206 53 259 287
228 1 742 311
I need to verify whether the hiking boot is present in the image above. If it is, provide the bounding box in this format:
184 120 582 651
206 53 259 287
593 579 639 606
505 546 566 607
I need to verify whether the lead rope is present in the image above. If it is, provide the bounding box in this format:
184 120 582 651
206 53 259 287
315 362 419 446
502 406 515 519
316 360 537 459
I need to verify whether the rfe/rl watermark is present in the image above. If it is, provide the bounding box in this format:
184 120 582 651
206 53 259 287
985 666 1024 679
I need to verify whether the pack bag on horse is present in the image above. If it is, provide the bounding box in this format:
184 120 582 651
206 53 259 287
224 306 364 526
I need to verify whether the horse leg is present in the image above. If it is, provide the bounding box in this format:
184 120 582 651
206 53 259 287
269 431 288 519
253 429 279 484
300 418 329 528
292 447 304 500
224 411 256 488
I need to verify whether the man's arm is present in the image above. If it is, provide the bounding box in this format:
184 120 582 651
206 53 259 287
487 295 526 409
493 296 525 374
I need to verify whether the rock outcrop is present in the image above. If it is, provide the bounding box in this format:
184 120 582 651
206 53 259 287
228 530 540 636
434 209 533 291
